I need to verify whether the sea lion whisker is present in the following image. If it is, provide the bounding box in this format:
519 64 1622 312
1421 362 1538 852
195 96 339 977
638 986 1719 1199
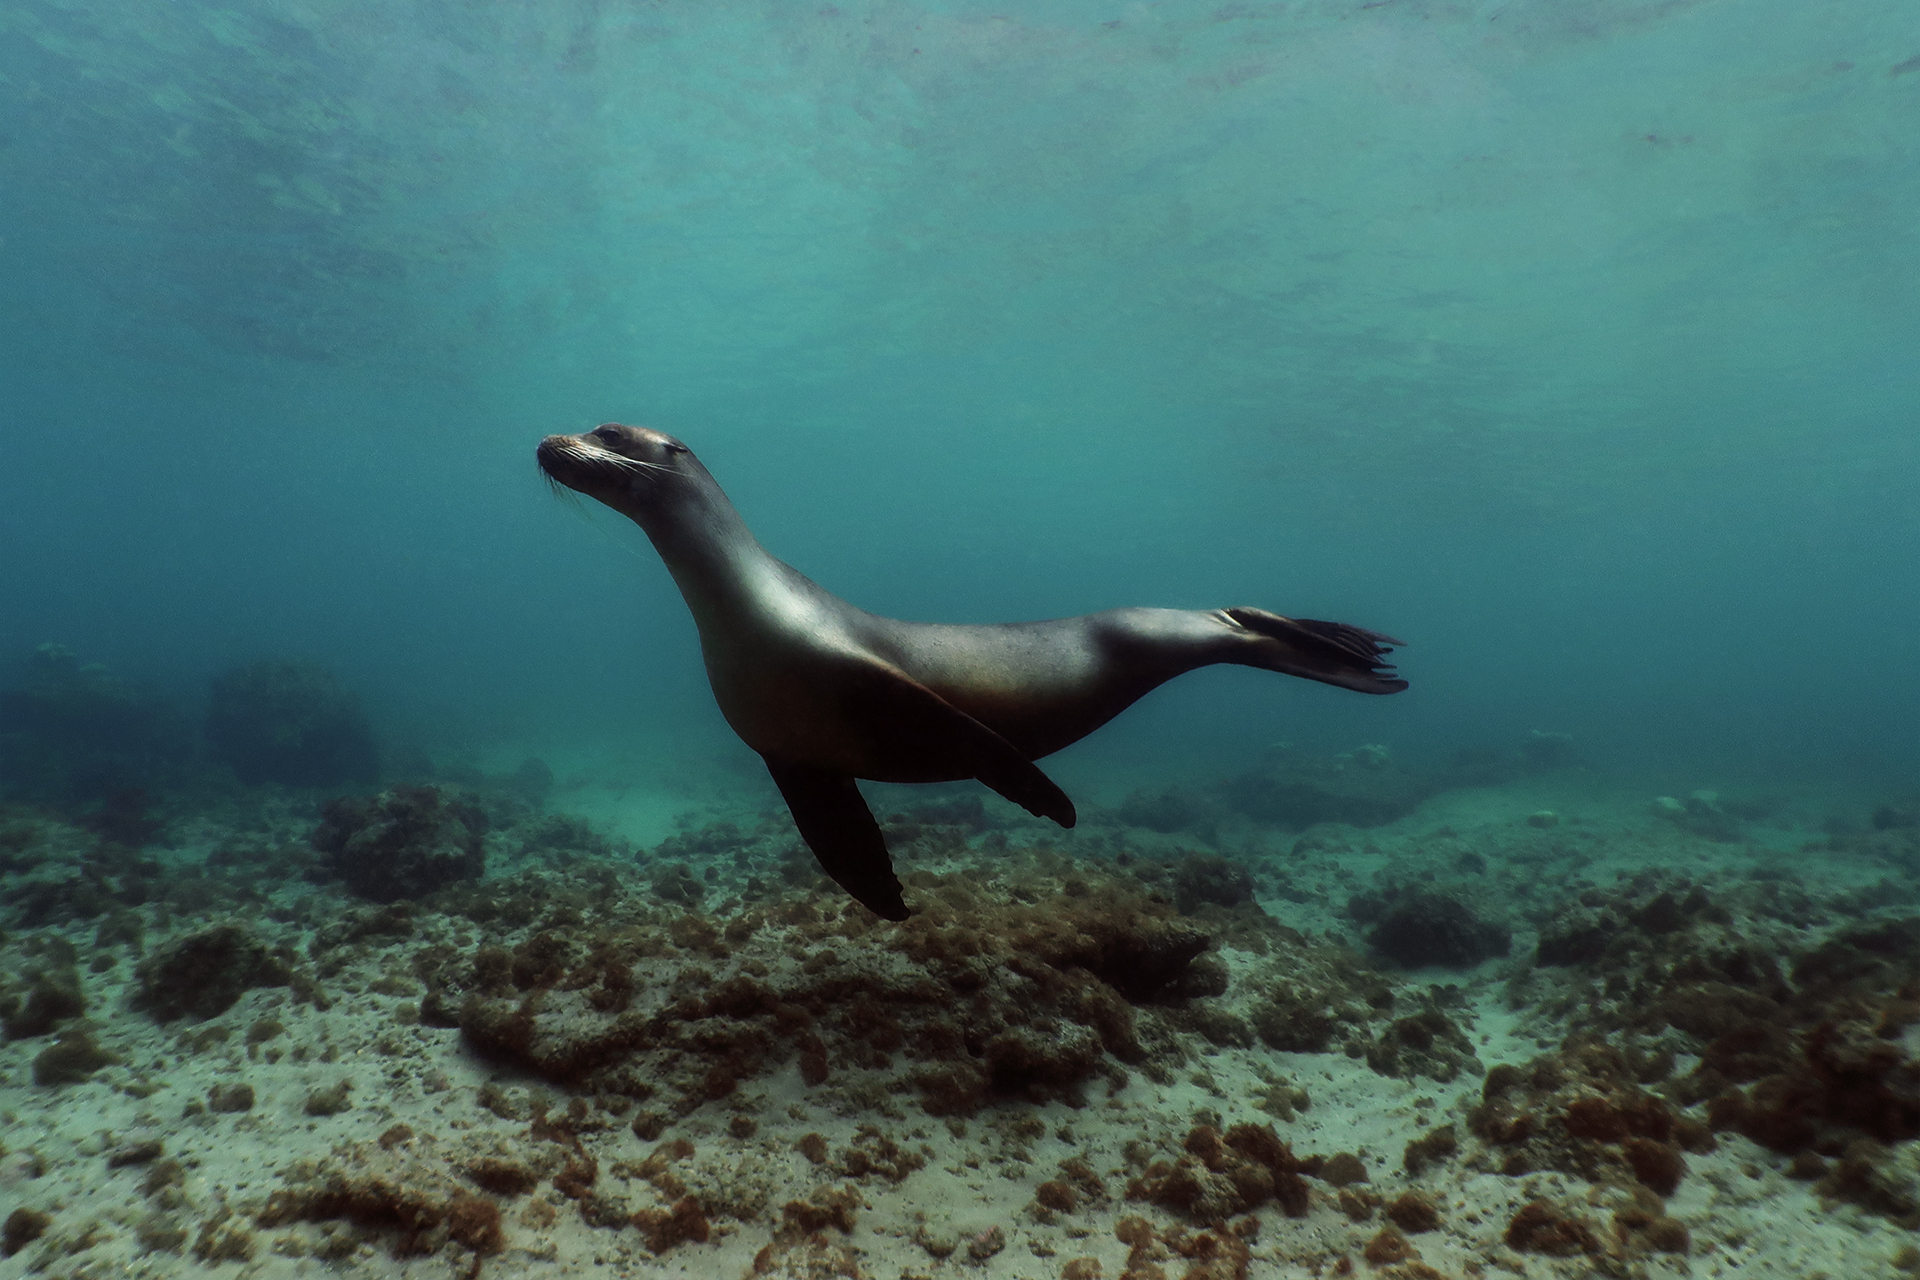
581 448 676 477
541 471 585 507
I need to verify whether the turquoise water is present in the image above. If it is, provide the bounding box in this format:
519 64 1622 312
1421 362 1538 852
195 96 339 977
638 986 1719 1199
5 8 1920 1278
2 1 1916 785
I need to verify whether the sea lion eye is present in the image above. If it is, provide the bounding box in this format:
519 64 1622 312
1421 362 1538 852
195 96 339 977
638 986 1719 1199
591 425 621 442
665 442 688 455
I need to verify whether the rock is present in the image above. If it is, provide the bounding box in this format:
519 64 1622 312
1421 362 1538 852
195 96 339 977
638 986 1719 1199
0 644 191 806
1402 1125 1458 1177
463 1156 540 1197
192 1215 256 1263
1171 854 1254 914
1505 1200 1601 1255
107 1137 165 1167
507 757 554 806
1113 788 1216 837
1218 745 1434 829
442 866 1219 1116
966 1225 1006 1261
1127 1123 1323 1220
2 1206 52 1256
2 968 85 1038
135 1213 188 1253
204 659 378 788
1319 1152 1368 1186
134 925 296 1022
312 786 486 903
1385 1191 1442 1232
207 1083 255 1113
1872 804 1919 831
1356 890 1511 969
914 1222 958 1257
32 1029 119 1085
1652 792 1742 842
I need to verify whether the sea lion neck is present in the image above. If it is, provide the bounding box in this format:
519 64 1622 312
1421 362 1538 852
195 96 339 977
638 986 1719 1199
622 459 789 630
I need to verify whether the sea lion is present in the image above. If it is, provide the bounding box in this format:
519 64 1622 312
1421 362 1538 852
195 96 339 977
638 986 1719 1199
537 423 1406 920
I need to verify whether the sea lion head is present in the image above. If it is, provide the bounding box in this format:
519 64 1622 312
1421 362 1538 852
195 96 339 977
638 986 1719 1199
537 423 696 515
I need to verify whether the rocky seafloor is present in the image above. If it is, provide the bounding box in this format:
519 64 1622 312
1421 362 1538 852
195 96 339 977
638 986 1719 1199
2 742 1919 1280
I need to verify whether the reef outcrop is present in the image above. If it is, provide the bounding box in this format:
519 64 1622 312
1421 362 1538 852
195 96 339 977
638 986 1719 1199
425 865 1221 1118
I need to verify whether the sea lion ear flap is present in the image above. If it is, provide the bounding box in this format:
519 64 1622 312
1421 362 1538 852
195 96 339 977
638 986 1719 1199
763 757 909 921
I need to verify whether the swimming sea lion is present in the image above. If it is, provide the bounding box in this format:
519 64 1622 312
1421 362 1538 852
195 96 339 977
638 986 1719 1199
537 424 1406 920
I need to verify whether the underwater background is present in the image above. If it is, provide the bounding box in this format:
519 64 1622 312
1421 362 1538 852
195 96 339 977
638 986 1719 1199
2 3 1918 1279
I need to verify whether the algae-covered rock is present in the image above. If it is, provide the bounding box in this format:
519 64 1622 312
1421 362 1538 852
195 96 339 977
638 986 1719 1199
2 1206 52 1256
1171 853 1254 915
1126 1122 1325 1221
259 1135 508 1258
2 967 86 1038
33 1028 119 1085
437 866 1218 1116
1354 889 1511 970
207 1082 255 1113
312 785 486 903
134 924 297 1022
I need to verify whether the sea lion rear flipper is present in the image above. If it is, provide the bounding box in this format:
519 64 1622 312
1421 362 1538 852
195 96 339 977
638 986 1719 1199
763 757 909 921
1221 607 1409 695
840 658 1078 829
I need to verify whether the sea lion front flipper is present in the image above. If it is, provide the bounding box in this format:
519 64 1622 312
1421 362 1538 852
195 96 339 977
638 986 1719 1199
763 757 909 921
838 657 1078 829
970 755 1078 831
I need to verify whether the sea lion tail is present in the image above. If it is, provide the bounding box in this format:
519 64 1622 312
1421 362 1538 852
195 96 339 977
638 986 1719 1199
1222 607 1408 695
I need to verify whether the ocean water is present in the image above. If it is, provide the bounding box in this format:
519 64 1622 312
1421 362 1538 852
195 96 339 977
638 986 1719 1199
1 4 1917 1278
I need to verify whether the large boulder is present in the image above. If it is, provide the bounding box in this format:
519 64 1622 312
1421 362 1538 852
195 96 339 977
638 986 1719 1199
205 660 378 788
1217 744 1433 830
0 644 190 804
